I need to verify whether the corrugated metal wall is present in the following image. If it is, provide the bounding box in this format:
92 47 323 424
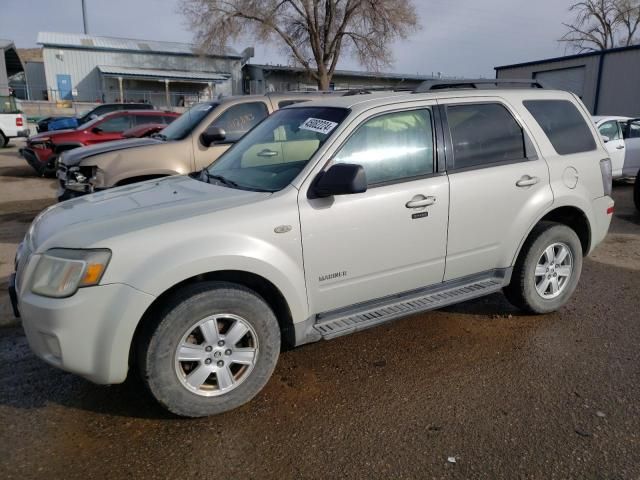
597 49 640 116
42 47 242 102
496 49 640 116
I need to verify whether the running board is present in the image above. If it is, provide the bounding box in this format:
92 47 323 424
313 273 507 340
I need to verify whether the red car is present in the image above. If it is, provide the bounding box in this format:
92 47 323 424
21 110 179 176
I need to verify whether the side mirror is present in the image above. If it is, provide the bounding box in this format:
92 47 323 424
601 135 610 143
91 126 102 134
312 163 367 198
200 126 226 147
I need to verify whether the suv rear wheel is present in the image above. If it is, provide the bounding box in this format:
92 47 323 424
634 173 640 211
504 222 583 314
137 281 281 417
0 132 7 148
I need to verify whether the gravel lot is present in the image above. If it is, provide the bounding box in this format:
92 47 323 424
1 139 639 479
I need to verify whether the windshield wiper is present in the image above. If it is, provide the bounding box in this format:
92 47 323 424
201 170 239 188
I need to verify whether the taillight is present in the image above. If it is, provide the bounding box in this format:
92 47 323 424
599 158 612 196
16 116 23 127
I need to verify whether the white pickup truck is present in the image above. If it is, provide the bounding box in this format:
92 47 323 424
0 96 29 147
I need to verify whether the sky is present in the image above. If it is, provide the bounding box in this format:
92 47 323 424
0 0 578 77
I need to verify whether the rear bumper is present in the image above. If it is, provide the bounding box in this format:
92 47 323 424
589 195 615 254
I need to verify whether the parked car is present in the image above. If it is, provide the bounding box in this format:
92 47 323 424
0 96 29 147
21 110 179 176
122 123 166 139
593 116 640 179
56 92 340 201
10 83 614 417
36 103 155 133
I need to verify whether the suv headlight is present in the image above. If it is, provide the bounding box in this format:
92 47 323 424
31 249 111 298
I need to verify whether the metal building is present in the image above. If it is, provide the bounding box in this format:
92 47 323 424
243 64 435 94
37 32 253 106
495 45 640 116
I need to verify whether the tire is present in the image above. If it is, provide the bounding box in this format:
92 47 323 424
137 281 281 417
634 172 640 212
42 155 58 178
0 132 7 148
504 222 583 314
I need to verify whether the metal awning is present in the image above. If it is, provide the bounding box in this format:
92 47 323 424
97 65 230 83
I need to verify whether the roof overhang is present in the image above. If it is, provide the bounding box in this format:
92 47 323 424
1 40 24 76
97 65 231 83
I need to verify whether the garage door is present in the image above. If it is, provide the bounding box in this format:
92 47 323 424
534 67 586 98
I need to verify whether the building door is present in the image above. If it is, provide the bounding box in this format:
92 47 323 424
56 74 72 100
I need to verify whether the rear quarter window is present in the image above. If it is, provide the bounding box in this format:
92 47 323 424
523 100 596 155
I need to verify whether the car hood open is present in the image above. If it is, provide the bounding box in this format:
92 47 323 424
30 175 271 250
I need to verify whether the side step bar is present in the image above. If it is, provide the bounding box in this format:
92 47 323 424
313 273 507 340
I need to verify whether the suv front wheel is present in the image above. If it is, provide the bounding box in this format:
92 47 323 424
504 222 583 314
137 281 281 417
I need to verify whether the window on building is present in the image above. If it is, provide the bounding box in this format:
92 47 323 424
447 103 526 169
209 102 269 142
333 109 434 185
523 100 596 155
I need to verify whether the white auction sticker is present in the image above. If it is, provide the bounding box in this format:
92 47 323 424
299 118 339 135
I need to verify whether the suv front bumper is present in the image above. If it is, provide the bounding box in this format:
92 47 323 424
18 283 155 384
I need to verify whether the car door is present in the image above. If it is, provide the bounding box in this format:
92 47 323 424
88 114 132 144
441 99 552 281
621 118 640 177
598 120 625 177
192 101 270 170
298 104 450 314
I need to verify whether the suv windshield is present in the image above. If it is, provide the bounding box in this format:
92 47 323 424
204 106 349 192
161 102 219 141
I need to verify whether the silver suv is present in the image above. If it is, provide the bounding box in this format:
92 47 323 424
10 81 614 417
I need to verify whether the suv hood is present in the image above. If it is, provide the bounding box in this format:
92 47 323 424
60 137 162 166
30 175 270 250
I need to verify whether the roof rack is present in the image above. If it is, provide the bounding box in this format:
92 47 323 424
340 87 413 96
414 78 546 93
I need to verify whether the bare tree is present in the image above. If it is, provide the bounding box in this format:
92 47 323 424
560 0 640 52
181 0 419 90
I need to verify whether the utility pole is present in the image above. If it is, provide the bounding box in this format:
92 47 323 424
82 0 88 34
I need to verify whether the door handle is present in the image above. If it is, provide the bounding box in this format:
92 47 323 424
406 195 436 208
516 175 540 187
616 145 625 150
257 149 278 157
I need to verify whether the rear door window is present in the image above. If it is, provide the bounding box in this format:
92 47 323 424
134 114 171 126
446 103 526 170
523 100 596 155
623 119 640 139
210 102 269 142
97 114 131 132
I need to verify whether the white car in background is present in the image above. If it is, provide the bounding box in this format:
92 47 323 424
593 116 640 179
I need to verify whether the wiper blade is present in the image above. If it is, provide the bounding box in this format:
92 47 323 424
151 133 168 141
202 171 239 187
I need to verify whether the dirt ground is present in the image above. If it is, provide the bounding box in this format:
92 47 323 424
1 139 639 479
